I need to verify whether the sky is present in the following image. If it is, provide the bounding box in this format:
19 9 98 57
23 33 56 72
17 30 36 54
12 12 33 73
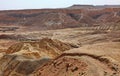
0 0 120 10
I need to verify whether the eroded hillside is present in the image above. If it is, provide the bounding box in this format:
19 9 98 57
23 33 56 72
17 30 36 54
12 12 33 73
0 5 120 76
0 5 120 31
0 28 120 76
0 38 74 76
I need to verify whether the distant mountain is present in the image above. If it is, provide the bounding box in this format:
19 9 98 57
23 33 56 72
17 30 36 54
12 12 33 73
0 5 120 31
68 5 120 9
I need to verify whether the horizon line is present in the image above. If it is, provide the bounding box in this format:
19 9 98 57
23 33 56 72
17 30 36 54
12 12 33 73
0 4 120 11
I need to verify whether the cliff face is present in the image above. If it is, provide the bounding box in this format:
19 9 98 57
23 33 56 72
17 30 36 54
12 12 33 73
0 6 120 31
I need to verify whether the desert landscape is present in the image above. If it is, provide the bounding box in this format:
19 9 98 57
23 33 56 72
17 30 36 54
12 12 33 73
0 5 120 76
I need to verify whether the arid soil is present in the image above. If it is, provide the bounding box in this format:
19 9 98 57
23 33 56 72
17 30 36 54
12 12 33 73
0 28 119 76
0 5 120 76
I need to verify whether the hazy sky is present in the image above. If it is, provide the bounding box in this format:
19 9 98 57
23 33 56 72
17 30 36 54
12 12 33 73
0 0 120 10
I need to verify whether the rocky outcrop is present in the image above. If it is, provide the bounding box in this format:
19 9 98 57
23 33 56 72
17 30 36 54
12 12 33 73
6 38 73 58
0 38 74 76
31 53 120 76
